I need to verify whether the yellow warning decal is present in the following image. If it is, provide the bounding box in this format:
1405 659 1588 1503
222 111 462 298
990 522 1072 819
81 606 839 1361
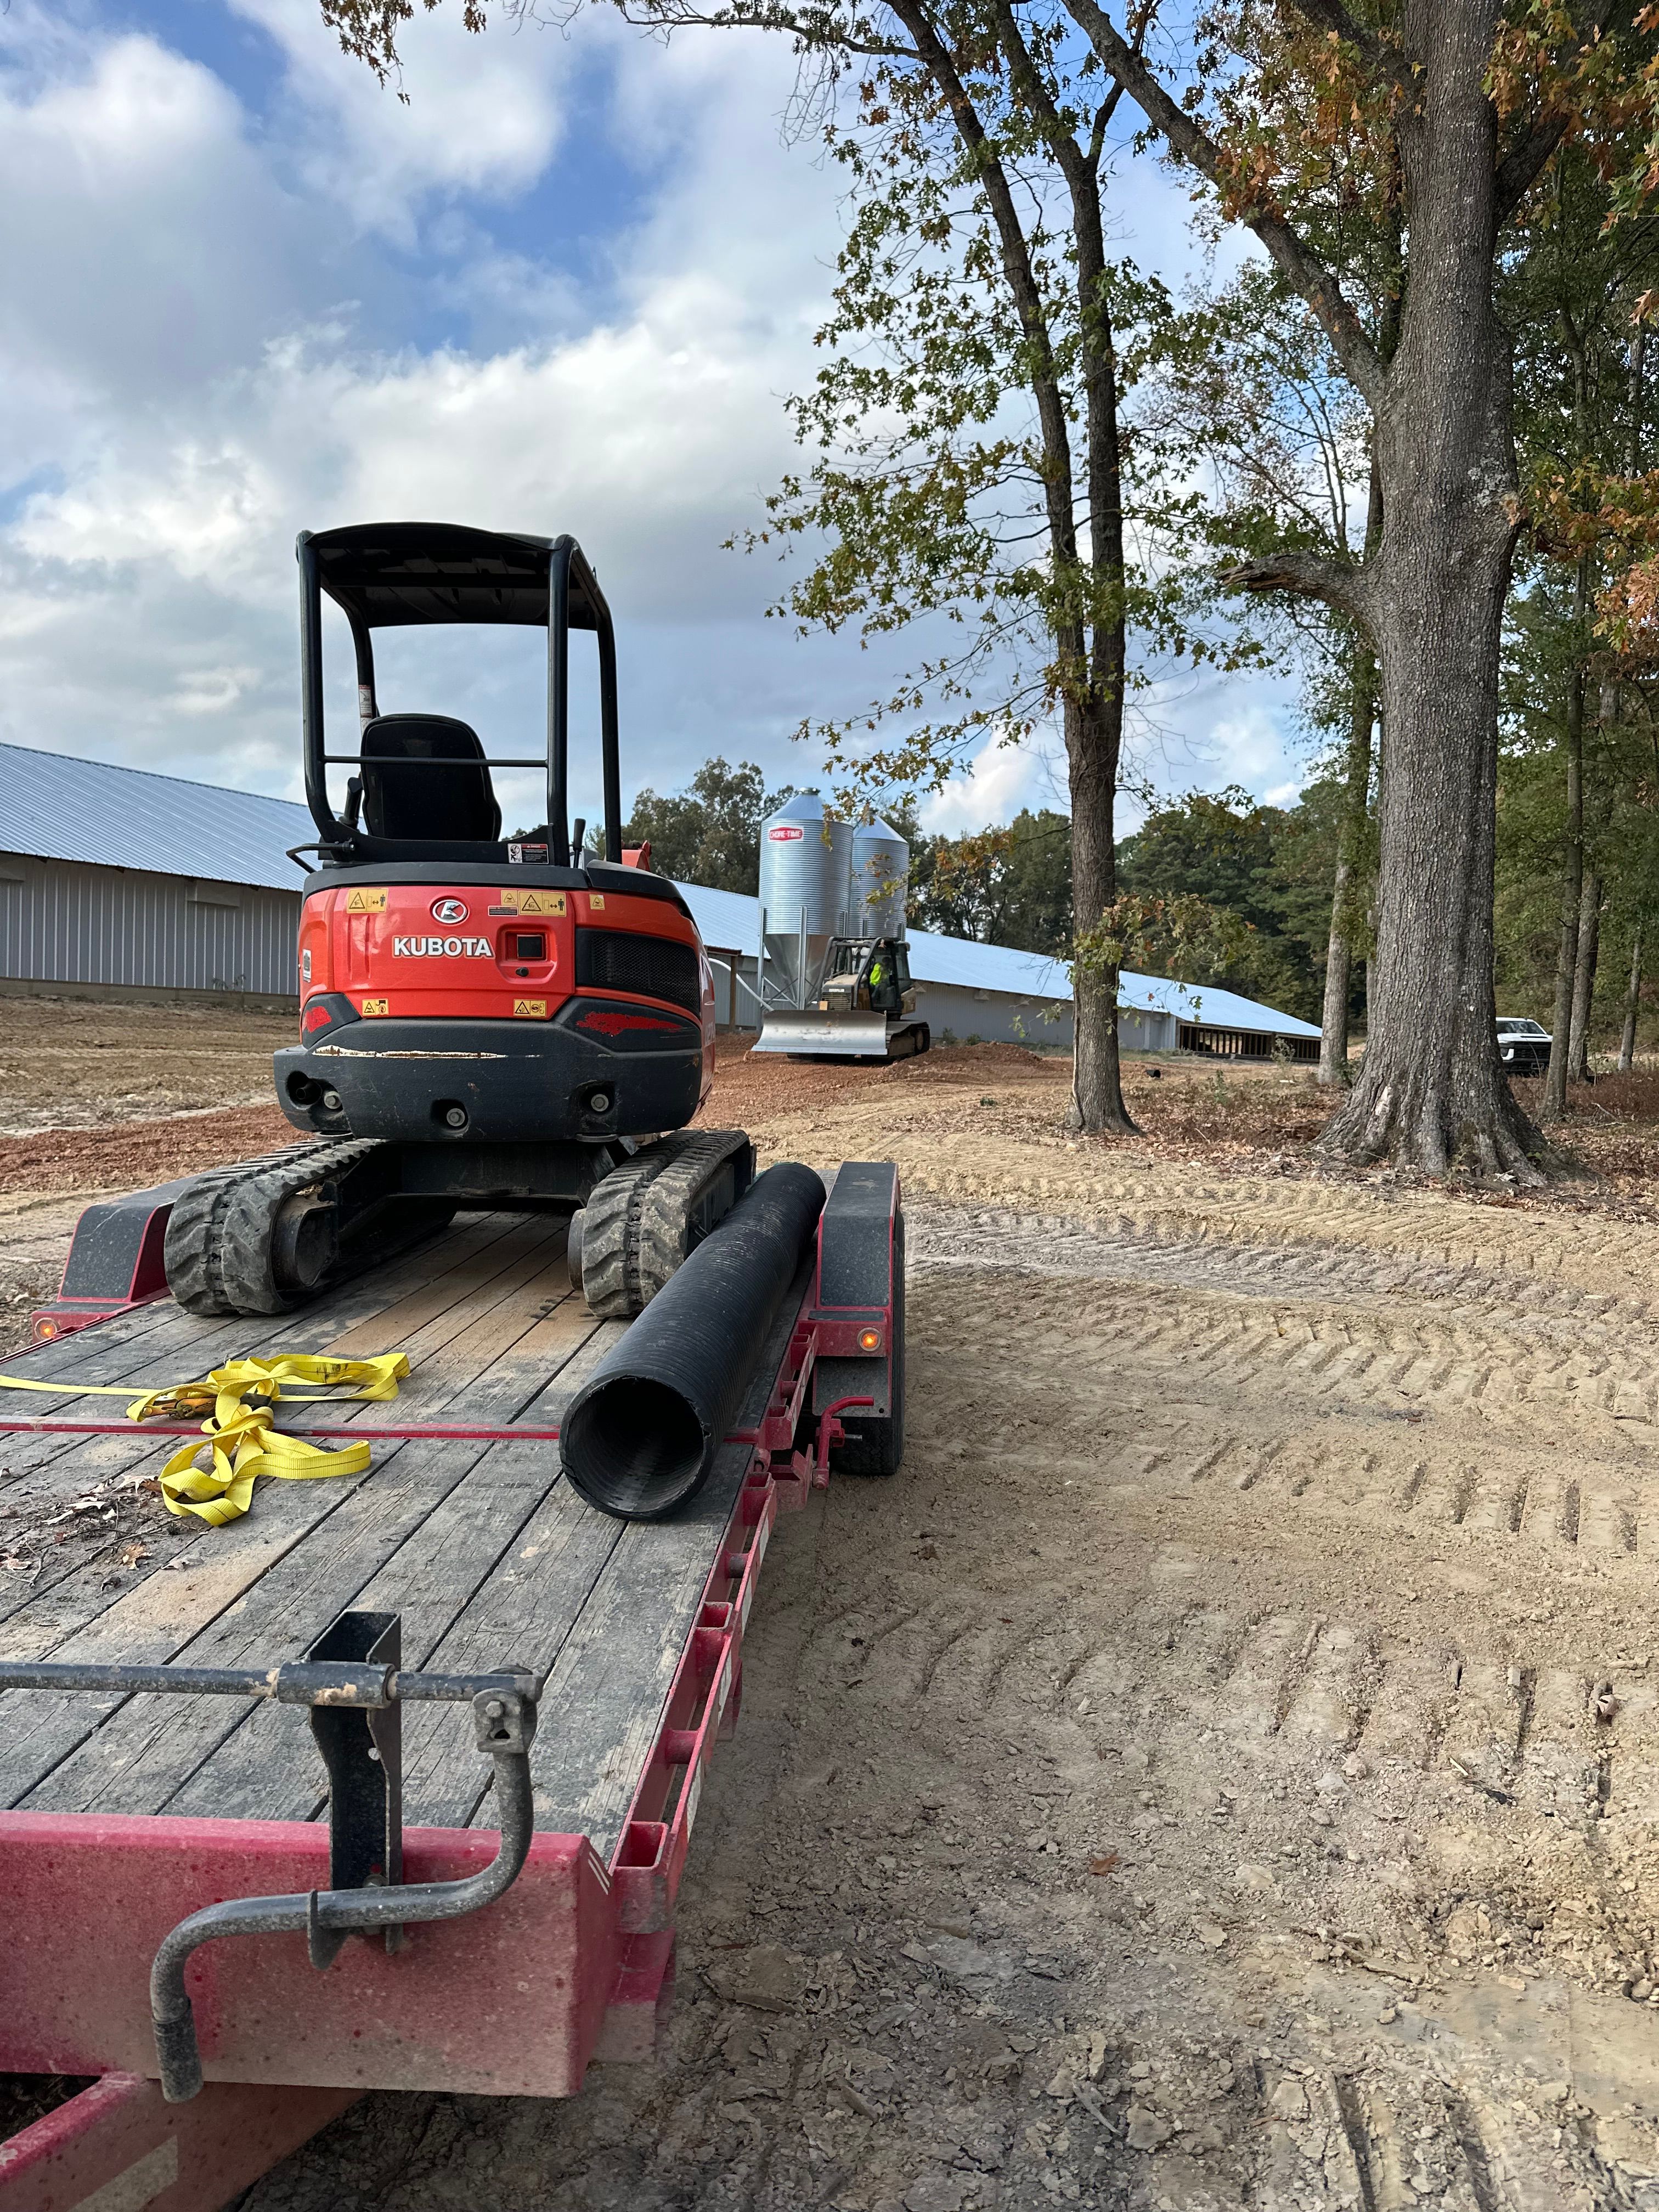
345 887 387 913
588 894 606 912
494 889 566 917
360 997 390 1017
512 998 548 1018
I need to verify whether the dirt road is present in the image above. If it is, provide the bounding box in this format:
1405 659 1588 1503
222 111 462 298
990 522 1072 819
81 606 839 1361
4 1009 1658 2202
0 995 293 1138
229 1059 1659 2211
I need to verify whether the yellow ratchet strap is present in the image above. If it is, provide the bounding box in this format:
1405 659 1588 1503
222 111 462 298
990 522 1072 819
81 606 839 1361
0 1352 411 1528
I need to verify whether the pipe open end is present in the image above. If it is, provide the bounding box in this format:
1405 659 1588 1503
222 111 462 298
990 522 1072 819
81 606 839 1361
562 1375 709 1520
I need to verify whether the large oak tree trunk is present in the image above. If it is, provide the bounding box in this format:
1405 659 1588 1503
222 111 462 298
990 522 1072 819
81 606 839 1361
1317 646 1377 1088
1317 1 1548 1178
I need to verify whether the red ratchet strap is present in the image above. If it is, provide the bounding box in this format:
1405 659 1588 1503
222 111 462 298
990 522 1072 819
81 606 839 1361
0 1420 562 1441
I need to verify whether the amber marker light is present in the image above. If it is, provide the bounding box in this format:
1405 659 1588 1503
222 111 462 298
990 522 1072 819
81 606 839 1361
858 1328 882 1352
34 1318 58 1341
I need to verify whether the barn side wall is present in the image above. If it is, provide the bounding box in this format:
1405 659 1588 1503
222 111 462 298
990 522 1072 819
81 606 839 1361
907 989 1184 1053
0 854 301 1000
911 983 1072 1049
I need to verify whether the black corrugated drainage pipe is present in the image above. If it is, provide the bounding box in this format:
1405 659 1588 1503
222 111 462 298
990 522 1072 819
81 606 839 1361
561 1161 826 1520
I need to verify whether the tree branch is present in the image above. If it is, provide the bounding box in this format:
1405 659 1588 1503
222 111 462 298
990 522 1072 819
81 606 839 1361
1222 550 1372 622
990 0 1124 707
614 0 918 61
1494 113 1577 225
1286 0 1414 103
1059 0 1387 408
1492 0 1620 223
1084 0 1154 166
883 0 1086 651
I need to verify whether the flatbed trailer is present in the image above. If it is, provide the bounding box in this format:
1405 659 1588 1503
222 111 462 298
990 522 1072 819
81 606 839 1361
0 1163 901 2212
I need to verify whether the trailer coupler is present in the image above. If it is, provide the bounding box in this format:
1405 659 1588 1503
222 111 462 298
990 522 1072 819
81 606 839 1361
0 1608 539 2102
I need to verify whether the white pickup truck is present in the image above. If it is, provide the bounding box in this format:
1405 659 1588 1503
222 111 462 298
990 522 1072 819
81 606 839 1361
1497 1015 1552 1075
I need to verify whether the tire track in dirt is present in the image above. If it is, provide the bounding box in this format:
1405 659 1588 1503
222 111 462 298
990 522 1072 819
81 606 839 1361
245 1181 1659 2210
910 1198 1659 1330
759 1090 1659 1309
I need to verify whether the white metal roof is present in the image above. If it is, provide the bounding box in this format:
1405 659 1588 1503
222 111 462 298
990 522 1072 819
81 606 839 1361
676 879 1319 1039
0 741 313 893
0 742 1318 1039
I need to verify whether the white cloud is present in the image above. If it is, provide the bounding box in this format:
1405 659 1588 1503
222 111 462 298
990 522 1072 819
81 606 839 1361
918 730 1066 834
0 0 1298 834
228 0 571 232
0 20 317 484
1205 702 1298 789
0 3 855 806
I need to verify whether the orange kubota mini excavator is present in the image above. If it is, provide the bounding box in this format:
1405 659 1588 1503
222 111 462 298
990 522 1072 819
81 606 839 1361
162 522 754 1325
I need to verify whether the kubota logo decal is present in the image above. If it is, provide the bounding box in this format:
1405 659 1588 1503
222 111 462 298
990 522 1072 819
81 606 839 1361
578 1010 682 1036
393 935 492 957
430 898 469 923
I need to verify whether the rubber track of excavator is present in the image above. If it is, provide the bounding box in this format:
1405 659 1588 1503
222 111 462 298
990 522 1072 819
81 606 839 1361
578 1128 754 1321
163 1139 384 1318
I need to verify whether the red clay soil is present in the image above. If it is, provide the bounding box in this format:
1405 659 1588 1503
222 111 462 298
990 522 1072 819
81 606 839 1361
696 1035 1060 1127
0 1105 295 1198
0 1039 1057 1199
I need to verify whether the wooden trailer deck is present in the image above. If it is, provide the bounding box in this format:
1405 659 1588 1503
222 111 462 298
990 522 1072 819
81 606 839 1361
0 1206 784 1854
0 1165 901 2207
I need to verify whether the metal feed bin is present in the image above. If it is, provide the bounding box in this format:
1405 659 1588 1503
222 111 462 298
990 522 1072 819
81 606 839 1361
850 817 909 941
758 792 853 1007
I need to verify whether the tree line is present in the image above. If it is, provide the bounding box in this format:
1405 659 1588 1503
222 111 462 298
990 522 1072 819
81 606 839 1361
325 0 1659 1176
622 753 1344 1029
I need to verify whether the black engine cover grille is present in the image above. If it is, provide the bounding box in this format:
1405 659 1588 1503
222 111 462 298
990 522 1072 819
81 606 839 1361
575 928 702 1014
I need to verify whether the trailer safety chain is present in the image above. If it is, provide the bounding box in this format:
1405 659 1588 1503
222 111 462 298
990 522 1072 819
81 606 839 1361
0 1351 411 1526
0 1609 540 2103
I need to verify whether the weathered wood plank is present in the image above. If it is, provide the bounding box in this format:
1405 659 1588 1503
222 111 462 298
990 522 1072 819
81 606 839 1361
161 1319 624 1826
0 1222 569 1684
396 1483 619 1830
24 1438 506 1817
520 1440 752 1863
5 1222 817 1888
0 1207 534 1505
0 1232 583 1807
0 1214 561 1639
518 1265 810 1861
16 1274 599 1817
0 1206 523 1434
39 1303 603 1819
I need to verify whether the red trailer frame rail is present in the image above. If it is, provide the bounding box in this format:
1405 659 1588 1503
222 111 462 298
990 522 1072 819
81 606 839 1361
0 1163 904 2212
0 2074 360 2212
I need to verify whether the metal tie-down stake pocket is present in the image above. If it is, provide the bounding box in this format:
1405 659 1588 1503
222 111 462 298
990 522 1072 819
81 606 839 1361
0 1606 541 2101
305 1609 405 1964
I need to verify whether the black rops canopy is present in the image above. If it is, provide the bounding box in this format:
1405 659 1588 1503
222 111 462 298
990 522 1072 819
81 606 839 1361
309 521 605 630
297 521 621 868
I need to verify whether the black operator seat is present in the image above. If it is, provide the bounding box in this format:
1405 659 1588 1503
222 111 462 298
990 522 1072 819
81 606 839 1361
359 714 502 843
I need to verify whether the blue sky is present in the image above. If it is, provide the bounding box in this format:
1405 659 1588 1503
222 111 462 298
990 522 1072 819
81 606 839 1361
0 0 1303 845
